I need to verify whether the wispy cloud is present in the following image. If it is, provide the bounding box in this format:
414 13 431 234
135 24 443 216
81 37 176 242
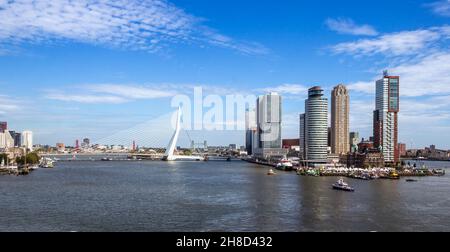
46 93 129 104
87 84 176 99
348 52 450 97
0 0 267 55
0 95 20 114
258 84 308 95
325 18 378 36
426 0 450 17
331 26 450 57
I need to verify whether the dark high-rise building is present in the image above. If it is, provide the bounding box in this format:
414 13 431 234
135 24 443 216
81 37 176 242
9 131 21 147
0 121 7 133
373 71 400 163
299 113 306 160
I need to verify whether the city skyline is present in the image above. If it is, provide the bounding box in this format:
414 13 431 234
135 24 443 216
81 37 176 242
1 0 450 148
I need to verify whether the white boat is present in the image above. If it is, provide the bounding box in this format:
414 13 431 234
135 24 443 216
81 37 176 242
39 157 54 168
332 179 354 192
276 158 294 171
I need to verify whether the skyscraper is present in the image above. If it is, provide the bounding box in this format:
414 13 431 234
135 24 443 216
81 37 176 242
245 108 256 155
305 86 328 164
0 121 7 133
22 130 33 151
299 113 306 160
9 131 22 147
374 71 400 163
331 84 350 155
253 92 287 159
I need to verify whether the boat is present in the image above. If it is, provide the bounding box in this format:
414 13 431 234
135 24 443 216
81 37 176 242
39 157 54 168
406 179 418 182
267 169 276 176
276 158 294 171
432 169 446 176
381 170 400 180
101 157 113 161
332 179 355 192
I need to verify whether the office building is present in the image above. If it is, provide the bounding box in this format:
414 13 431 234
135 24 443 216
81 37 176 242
331 84 350 155
0 121 7 133
299 113 306 160
304 86 328 164
373 71 400 163
22 130 33 151
253 92 287 159
245 108 257 155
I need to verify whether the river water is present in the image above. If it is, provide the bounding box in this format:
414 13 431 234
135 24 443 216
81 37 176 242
0 160 449 232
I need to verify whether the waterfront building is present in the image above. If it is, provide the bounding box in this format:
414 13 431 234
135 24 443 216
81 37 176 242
245 108 257 155
349 132 359 153
299 113 306 160
22 130 33 151
253 92 287 160
0 130 14 149
82 138 90 148
8 131 21 147
282 139 300 149
373 71 400 163
56 143 65 153
0 121 7 133
358 138 374 153
304 86 328 165
331 84 350 155
341 149 385 168
398 143 406 157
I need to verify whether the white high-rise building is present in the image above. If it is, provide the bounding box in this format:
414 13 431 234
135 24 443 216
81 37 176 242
304 86 328 164
22 130 33 151
374 71 399 163
0 130 14 149
253 92 287 159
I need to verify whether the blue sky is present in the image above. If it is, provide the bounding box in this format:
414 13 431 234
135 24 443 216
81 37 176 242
1 0 450 149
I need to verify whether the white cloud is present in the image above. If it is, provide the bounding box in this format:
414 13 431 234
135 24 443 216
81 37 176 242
258 84 308 95
87 84 175 99
46 93 128 104
325 18 378 36
0 95 20 114
331 27 450 57
427 0 450 17
0 0 267 55
348 52 450 97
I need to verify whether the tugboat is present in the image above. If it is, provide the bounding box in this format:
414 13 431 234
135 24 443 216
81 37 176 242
332 179 355 192
387 170 400 179
267 169 277 176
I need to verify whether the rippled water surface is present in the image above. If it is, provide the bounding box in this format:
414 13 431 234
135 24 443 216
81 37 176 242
0 160 449 231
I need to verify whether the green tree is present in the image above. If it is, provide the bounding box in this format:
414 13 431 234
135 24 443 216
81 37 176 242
16 152 40 165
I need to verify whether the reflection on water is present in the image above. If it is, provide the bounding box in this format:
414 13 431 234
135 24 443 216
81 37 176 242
0 160 449 231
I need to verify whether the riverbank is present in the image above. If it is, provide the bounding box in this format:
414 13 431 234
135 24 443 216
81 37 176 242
244 158 446 178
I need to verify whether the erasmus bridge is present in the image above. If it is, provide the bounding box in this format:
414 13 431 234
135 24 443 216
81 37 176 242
162 107 204 161
93 107 210 161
